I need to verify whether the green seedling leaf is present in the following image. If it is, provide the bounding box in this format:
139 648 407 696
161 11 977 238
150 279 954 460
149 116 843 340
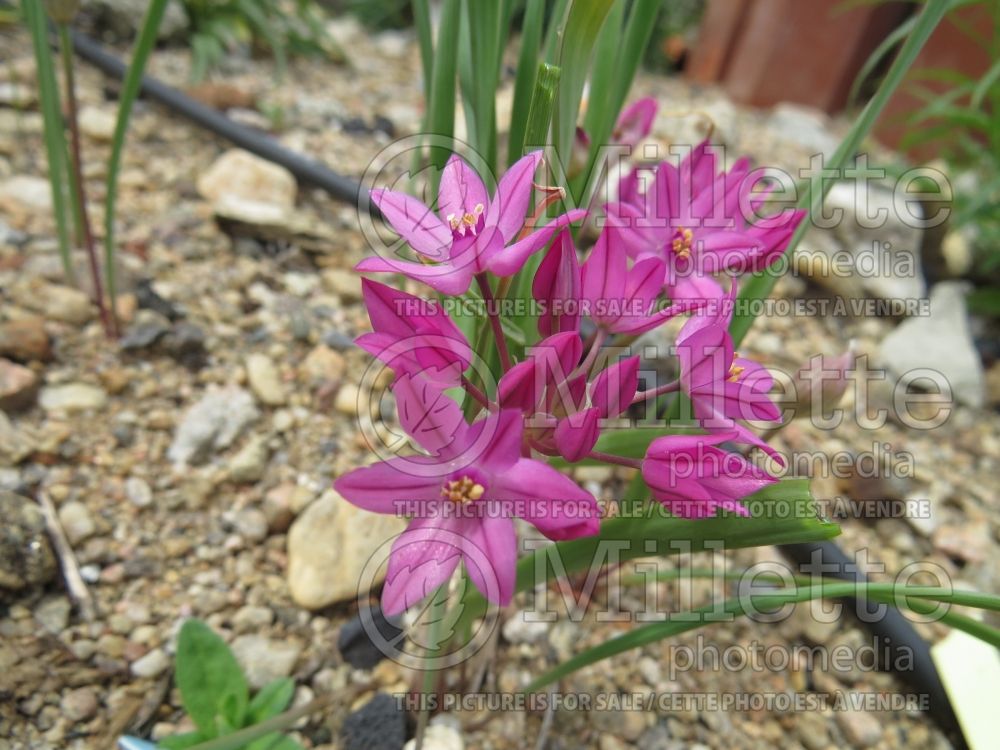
175 619 250 736
248 679 295 724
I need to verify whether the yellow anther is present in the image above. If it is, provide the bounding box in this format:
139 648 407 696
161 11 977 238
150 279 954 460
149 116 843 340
440 475 486 503
671 228 693 258
727 364 745 382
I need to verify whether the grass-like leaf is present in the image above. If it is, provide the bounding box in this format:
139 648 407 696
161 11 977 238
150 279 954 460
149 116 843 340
507 0 546 165
104 0 169 329
455 478 840 630
22 0 74 283
526 582 1000 691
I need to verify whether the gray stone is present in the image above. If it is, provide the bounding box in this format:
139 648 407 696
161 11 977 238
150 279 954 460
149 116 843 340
227 435 270 483
230 635 301 690
0 413 36 465
35 596 72 633
0 492 56 591
233 508 269 542
287 491 406 609
167 387 259 466
58 500 97 545
879 282 985 407
82 0 188 41
61 687 99 722
835 706 882 748
125 477 153 508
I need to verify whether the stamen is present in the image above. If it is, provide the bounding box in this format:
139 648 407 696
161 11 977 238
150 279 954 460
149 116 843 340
440 475 486 503
727 364 745 382
671 228 693 258
447 203 485 236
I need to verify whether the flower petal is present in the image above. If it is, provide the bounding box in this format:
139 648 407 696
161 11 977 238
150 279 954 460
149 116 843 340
492 459 600 541
487 210 586 277
438 155 489 225
382 515 463 616
370 188 452 260
393 374 469 457
334 457 442 514
489 151 544 242
355 255 474 296
461 510 516 607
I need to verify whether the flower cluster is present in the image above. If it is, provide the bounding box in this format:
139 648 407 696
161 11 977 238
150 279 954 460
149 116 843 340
335 101 806 614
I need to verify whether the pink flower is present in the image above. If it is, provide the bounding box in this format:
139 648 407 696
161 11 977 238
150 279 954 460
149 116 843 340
357 152 586 295
642 432 777 518
355 279 472 387
334 377 600 615
677 322 784 463
581 226 698 334
608 141 806 301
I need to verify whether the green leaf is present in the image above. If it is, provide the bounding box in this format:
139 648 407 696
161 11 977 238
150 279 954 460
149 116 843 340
246 733 304 750
22 0 75 283
160 731 211 750
175 619 250 736
526 582 1000 691
248 679 295 723
455 478 840 630
507 0 545 164
422 0 461 184
729 0 951 347
550 0 616 183
104 0 169 328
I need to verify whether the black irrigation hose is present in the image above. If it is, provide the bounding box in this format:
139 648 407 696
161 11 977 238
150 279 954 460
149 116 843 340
68 29 371 214
782 541 965 746
67 29 967 747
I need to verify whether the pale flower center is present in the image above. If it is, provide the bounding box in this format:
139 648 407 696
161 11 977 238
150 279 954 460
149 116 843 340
441 475 486 503
447 203 485 236
671 227 693 258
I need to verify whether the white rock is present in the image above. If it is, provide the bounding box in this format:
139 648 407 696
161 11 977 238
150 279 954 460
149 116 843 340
230 635 301 690
131 648 171 678
234 508 269 541
16 282 94 325
287 491 406 609
501 612 549 644
78 106 116 141
58 501 96 545
879 282 984 407
246 353 287 406
167 387 259 466
403 723 464 750
197 149 297 209
39 383 108 413
767 103 839 157
0 175 52 213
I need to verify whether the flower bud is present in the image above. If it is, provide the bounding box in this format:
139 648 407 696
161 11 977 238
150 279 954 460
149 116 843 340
44 0 79 24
